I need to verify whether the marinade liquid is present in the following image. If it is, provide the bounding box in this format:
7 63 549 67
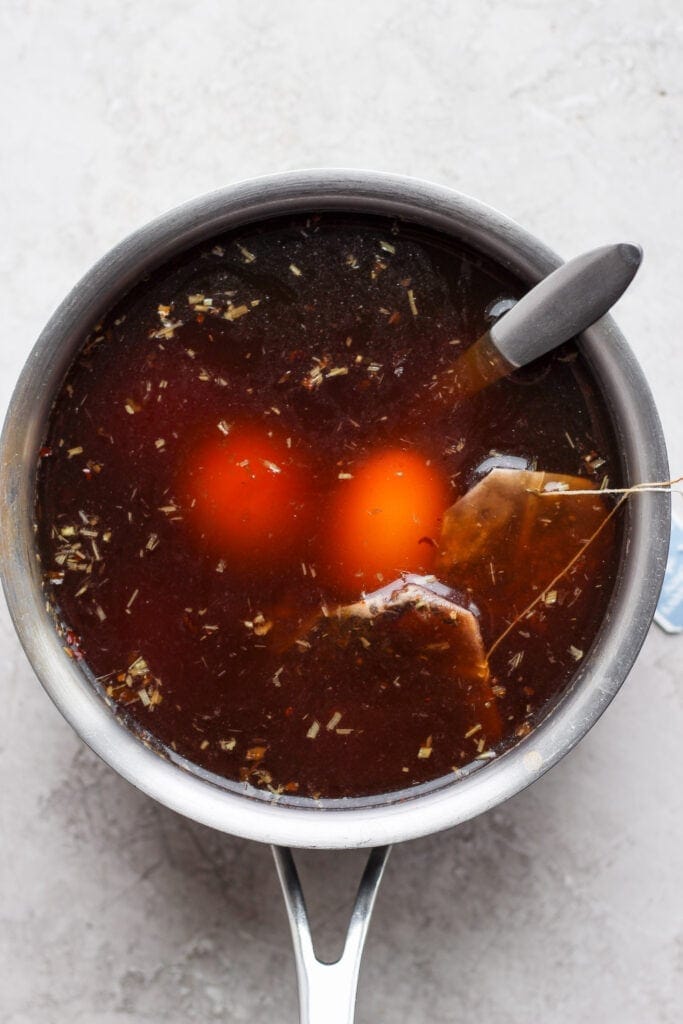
36 213 621 801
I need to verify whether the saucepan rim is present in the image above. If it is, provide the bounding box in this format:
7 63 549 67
0 169 670 848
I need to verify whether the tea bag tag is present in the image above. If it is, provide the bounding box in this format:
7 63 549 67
655 516 683 634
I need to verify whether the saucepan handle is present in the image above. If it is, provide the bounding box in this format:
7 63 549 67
272 844 391 1024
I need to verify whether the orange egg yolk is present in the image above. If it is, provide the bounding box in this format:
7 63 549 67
186 426 309 565
330 449 448 591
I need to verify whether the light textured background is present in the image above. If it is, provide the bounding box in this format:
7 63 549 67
1 2 682 1022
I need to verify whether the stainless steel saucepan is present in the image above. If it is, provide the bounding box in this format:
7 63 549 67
0 170 670 1023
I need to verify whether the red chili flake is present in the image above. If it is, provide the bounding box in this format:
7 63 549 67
39 446 53 458
284 706 294 718
65 629 85 660
118 688 138 704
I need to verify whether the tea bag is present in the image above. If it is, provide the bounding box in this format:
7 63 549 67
336 575 490 684
280 575 502 741
437 468 615 621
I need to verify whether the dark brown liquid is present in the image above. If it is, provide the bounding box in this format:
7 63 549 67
36 213 621 802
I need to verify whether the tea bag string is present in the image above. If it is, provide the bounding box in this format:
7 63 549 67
528 476 683 499
486 477 681 661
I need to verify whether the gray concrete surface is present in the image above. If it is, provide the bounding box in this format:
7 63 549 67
1 1 682 1021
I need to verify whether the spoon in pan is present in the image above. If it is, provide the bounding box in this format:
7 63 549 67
423 242 642 405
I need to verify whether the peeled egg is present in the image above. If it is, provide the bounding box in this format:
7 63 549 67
329 448 448 591
185 425 310 565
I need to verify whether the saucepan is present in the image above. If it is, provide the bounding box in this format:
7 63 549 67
0 170 670 1022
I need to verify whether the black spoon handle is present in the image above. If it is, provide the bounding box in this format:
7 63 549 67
489 242 642 369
